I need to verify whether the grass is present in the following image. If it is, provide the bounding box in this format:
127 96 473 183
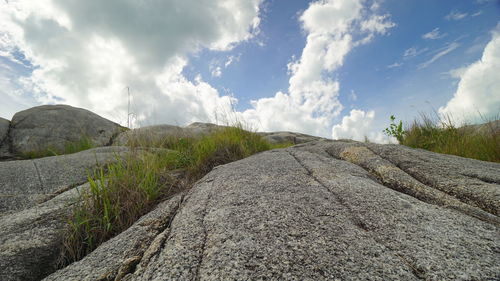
386 113 500 163
22 136 95 159
59 125 292 265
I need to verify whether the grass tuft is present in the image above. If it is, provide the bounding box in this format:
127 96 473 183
59 125 292 266
398 113 500 163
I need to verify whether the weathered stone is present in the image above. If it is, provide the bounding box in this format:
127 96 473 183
44 141 500 280
0 146 129 216
114 124 185 146
0 117 11 158
257 131 323 144
0 183 88 281
10 105 123 155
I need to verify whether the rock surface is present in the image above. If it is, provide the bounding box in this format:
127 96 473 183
0 117 10 158
43 140 499 281
0 183 89 281
9 105 123 155
0 146 128 216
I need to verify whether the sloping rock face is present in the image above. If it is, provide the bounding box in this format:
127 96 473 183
10 105 123 155
0 117 11 158
0 146 128 216
44 140 499 281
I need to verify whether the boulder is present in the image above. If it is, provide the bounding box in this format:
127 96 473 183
114 124 185 146
44 140 499 281
0 117 11 158
10 105 123 155
0 146 129 216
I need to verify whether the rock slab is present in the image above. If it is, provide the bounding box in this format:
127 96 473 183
44 140 500 281
0 146 129 216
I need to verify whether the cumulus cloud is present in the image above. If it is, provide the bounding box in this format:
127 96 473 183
439 25 500 124
422 28 447 40
0 0 262 124
1 0 396 143
242 0 395 137
332 109 393 143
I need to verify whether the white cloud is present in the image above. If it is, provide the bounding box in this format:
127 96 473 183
387 62 403 68
332 109 393 143
241 0 395 137
439 24 500 124
422 28 447 40
445 10 468 21
349 90 357 101
418 42 460 69
0 0 262 125
471 11 483 17
403 46 428 58
225 54 241 67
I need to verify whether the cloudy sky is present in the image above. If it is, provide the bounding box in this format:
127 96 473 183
1 0 499 142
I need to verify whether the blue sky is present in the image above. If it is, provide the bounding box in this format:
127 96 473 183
1 0 499 142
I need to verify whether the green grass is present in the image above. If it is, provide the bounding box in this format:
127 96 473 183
59 126 292 265
387 114 500 163
22 136 95 159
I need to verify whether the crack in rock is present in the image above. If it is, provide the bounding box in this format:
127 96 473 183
325 144 500 226
287 149 427 280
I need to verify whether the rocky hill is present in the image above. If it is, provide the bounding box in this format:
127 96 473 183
0 105 499 281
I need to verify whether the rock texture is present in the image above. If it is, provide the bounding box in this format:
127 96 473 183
10 105 123 155
0 117 10 158
43 140 499 281
0 183 89 281
0 146 128 216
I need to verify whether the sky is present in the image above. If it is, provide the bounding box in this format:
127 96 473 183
0 0 499 143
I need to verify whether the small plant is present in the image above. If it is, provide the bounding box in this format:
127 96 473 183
383 115 406 143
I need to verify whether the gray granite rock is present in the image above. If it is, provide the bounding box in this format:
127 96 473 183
257 131 324 144
0 183 89 281
10 105 123 155
0 146 129 216
0 117 11 158
44 140 500 281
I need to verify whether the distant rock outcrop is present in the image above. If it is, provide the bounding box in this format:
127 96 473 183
9 105 123 155
114 122 322 146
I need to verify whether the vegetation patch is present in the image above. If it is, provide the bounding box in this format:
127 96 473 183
384 114 499 163
59 126 292 266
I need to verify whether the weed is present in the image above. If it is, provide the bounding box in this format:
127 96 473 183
383 115 406 143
